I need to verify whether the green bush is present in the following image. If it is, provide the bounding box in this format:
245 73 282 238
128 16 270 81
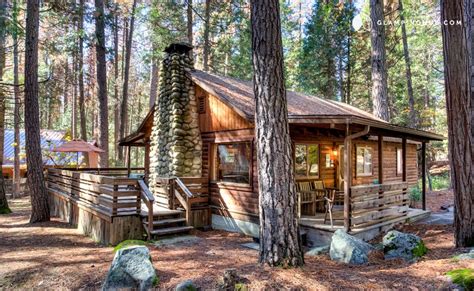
431 173 451 190
409 187 422 202
446 268 474 290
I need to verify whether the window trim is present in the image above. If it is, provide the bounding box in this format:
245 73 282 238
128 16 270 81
211 141 253 186
294 143 320 179
355 145 373 177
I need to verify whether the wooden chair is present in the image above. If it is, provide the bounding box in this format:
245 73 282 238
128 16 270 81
296 179 326 216
323 190 345 227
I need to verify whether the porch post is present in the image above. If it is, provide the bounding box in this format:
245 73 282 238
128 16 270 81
126 146 132 177
378 135 384 184
421 141 427 210
402 137 407 182
343 128 352 232
144 139 150 184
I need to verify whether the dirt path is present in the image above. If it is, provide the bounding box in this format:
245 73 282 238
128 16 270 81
1 197 472 290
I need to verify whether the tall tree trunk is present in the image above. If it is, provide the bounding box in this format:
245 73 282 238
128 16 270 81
203 0 210 71
251 0 303 267
0 0 10 214
78 0 88 165
113 12 119 161
71 53 77 138
119 0 136 163
187 0 193 45
370 0 389 121
25 0 50 222
399 0 416 127
95 0 109 167
13 0 21 196
440 0 474 247
149 48 159 109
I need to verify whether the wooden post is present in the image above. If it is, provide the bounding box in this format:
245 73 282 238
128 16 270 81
378 135 384 184
343 128 352 232
126 146 131 177
402 138 407 182
144 140 150 184
421 141 427 210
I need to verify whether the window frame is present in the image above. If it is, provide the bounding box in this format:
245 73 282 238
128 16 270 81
294 143 320 179
211 141 253 186
355 145 373 177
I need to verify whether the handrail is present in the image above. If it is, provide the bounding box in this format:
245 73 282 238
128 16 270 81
174 177 194 198
137 180 154 237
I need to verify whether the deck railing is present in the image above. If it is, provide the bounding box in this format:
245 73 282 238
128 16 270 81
350 181 409 230
47 168 141 221
154 177 210 226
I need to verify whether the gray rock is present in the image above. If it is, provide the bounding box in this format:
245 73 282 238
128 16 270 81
176 280 197 291
102 246 158 291
329 229 373 265
456 249 474 260
305 245 330 256
383 230 427 261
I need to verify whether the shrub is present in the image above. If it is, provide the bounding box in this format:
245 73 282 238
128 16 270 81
446 268 474 290
409 187 421 202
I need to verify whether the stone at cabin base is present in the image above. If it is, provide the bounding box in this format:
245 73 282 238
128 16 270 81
329 229 373 265
102 246 158 291
383 230 427 261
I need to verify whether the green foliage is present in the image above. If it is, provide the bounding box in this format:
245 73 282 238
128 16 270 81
113 239 147 252
412 240 428 258
446 269 474 290
409 186 422 202
152 275 159 287
431 173 451 191
0 206 12 215
235 283 248 291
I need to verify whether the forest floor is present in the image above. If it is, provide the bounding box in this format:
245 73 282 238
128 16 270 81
0 191 472 290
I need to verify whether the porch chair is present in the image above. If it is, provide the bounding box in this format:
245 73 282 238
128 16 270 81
295 180 326 216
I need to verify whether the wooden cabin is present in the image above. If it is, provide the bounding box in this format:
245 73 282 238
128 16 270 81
47 43 442 246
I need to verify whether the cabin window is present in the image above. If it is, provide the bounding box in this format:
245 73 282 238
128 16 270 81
295 144 319 177
215 142 251 184
396 148 403 175
356 146 373 176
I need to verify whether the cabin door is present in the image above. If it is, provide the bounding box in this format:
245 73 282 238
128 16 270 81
337 145 345 190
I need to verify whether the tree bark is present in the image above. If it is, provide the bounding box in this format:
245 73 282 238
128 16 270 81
250 0 304 267
119 0 136 163
441 0 474 247
78 0 88 165
13 0 21 196
149 50 159 109
370 0 390 121
95 0 109 167
25 0 50 222
113 11 119 161
203 0 210 71
0 0 10 214
399 0 416 127
187 0 193 45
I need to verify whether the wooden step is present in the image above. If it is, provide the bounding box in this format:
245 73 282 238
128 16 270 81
149 226 193 236
140 209 183 218
149 217 186 226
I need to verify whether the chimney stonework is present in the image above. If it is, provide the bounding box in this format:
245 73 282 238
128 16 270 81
149 43 202 194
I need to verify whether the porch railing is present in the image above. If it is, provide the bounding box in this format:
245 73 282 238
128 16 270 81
47 168 141 221
349 181 409 230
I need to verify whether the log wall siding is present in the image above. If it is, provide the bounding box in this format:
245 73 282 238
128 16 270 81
196 86 252 133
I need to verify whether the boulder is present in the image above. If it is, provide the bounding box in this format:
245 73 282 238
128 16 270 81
305 245 330 256
456 249 474 260
175 279 197 291
103 246 158 291
383 230 427 261
329 229 373 265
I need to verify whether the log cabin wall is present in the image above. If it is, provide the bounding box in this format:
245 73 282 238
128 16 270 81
195 84 419 224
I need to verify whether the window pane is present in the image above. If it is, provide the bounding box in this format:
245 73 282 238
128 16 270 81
397 148 403 174
295 144 307 177
356 147 365 174
216 143 251 184
308 145 319 176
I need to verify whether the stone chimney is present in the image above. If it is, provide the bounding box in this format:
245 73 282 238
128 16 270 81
149 43 202 191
